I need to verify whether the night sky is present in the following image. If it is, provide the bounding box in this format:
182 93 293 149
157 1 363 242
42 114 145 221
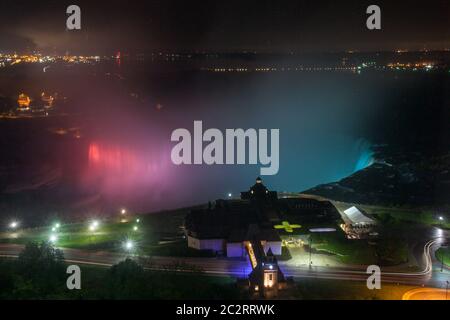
0 0 449 54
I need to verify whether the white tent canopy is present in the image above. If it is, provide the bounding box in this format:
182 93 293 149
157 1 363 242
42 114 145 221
342 206 375 225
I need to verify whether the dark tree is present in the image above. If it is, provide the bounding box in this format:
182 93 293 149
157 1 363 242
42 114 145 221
106 258 150 299
14 241 66 298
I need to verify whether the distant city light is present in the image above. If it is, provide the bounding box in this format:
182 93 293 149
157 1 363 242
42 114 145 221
49 234 58 243
228 193 232 198
9 221 18 229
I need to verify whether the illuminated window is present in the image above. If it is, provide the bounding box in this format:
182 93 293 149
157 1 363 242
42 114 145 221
264 272 275 287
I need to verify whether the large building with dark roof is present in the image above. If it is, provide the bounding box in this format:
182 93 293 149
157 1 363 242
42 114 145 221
184 177 341 257
185 177 282 257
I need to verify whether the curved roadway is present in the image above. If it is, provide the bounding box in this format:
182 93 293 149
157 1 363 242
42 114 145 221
0 230 448 288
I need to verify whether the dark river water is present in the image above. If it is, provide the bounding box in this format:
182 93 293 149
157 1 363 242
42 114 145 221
0 62 448 222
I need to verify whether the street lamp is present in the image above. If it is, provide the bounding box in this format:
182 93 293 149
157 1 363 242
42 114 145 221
446 281 449 300
121 209 126 215
124 240 134 251
49 234 58 243
133 226 138 231
89 220 99 231
439 216 444 221
228 193 232 198
9 221 18 229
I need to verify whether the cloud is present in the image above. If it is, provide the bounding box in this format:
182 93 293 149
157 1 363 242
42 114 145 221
0 32 36 52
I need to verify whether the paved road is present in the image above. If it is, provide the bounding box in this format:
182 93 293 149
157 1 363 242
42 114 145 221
402 287 449 300
0 230 448 287
0 244 253 277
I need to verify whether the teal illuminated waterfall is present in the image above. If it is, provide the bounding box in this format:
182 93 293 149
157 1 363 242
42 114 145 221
353 139 374 172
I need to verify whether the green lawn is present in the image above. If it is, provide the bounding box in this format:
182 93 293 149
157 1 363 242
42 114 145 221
0 208 199 256
311 231 378 265
1 219 152 250
436 247 450 267
310 229 408 266
358 204 450 228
